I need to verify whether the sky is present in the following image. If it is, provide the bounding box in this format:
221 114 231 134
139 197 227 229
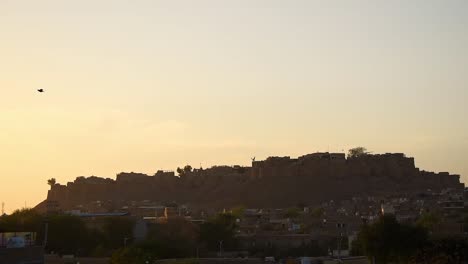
1 0 467 213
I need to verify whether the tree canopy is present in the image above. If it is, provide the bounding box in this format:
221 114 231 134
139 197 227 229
199 213 238 252
347 147 370 158
355 215 428 264
0 209 141 257
0 208 43 233
416 212 441 231
177 165 193 177
47 178 56 187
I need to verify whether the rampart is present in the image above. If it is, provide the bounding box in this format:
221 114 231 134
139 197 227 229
44 152 464 210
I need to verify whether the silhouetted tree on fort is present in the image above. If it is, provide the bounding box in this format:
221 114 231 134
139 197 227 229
184 165 193 173
177 165 193 177
348 147 370 158
176 167 184 176
47 178 56 187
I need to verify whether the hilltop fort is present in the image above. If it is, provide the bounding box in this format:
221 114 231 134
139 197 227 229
43 152 464 211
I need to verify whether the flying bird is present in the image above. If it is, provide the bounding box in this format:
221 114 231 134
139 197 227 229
37 89 44 93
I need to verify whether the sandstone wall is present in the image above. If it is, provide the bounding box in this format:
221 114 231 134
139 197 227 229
45 153 464 210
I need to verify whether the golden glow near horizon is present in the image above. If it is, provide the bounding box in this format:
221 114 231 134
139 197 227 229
1 0 467 213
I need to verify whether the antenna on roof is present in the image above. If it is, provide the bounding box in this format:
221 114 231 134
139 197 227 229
251 157 256 162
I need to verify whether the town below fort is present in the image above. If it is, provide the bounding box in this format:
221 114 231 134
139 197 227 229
2 150 467 264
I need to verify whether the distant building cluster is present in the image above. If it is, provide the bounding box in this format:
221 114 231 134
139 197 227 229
3 151 463 263
39 186 468 259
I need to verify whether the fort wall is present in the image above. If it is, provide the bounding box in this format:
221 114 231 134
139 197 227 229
45 152 464 210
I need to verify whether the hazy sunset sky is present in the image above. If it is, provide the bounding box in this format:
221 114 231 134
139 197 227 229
1 0 467 213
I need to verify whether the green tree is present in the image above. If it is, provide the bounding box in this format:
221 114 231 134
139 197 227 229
311 207 324 218
231 206 245 218
357 215 428 264
46 214 90 255
416 212 441 231
199 213 238 251
0 208 44 242
102 217 135 249
110 246 153 264
409 238 468 264
286 241 327 258
285 207 301 218
143 218 199 258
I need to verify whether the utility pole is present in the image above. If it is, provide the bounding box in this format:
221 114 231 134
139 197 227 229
336 223 346 261
1 202 4 215
219 240 223 257
337 232 342 260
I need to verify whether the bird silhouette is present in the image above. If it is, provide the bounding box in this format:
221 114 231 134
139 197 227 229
37 89 44 93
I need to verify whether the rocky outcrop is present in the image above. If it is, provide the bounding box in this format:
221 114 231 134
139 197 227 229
43 152 464 210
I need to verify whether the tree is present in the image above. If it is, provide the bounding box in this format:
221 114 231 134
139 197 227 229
409 238 468 264
199 213 238 251
356 215 428 264
177 167 184 176
144 218 199 258
0 208 43 238
46 214 90 255
311 207 324 218
47 178 56 187
177 165 193 177
348 147 369 158
0 209 100 254
102 217 135 249
416 212 441 231
110 246 153 264
230 206 245 218
183 165 193 174
285 207 301 219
